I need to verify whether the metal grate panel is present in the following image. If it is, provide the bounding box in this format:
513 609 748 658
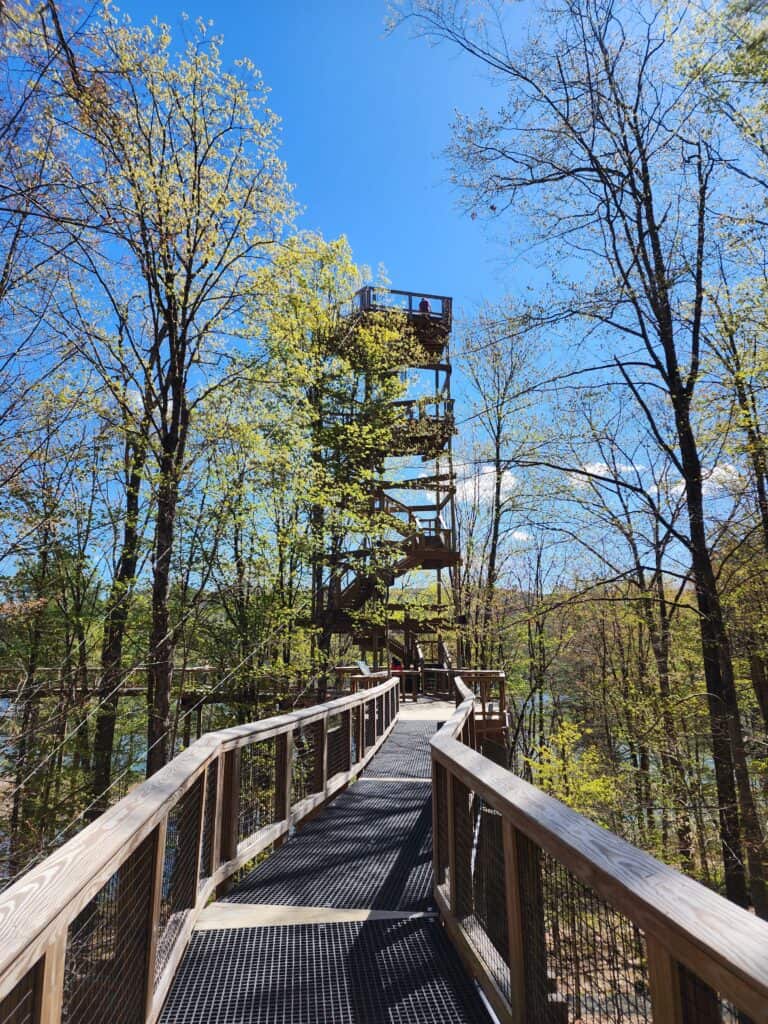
679 965 752 1024
292 721 323 805
0 965 38 1024
159 919 493 1024
327 712 351 779
199 759 219 886
364 700 375 750
517 833 651 1023
156 778 204 983
364 721 439 779
62 829 156 1024
226 780 433 911
351 706 361 763
239 737 278 840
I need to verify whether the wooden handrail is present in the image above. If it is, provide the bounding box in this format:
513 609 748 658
0 676 401 1023
432 676 768 1024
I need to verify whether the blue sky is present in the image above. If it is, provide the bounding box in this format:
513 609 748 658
121 0 522 321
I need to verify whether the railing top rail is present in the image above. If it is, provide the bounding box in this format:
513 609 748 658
0 675 400 990
455 669 505 678
432 677 768 1016
354 286 452 305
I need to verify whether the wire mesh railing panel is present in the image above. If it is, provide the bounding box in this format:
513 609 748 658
62 830 156 1024
434 760 450 902
199 759 219 887
0 965 38 1024
327 713 350 779
468 801 511 1001
364 700 375 750
239 737 278 841
516 834 651 1024
679 965 754 1024
375 695 384 738
156 776 204 984
291 721 323 806
351 706 361 764
452 776 474 920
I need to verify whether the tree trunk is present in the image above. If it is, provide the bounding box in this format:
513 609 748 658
675 399 754 908
146 466 178 777
91 441 146 809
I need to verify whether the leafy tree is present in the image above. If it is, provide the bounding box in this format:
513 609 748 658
42 8 294 773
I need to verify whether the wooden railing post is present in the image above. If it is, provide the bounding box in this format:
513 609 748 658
216 748 240 898
35 933 66 1024
194 768 210 893
501 826 566 1024
503 819 527 1024
647 938 684 1024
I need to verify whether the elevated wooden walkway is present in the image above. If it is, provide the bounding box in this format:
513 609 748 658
160 702 493 1023
1 677 767 1024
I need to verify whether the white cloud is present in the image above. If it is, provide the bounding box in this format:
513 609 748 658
665 464 744 499
455 464 517 504
568 461 644 490
511 530 531 542
703 463 743 495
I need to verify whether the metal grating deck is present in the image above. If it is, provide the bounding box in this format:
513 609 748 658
159 920 492 1024
159 707 492 1023
226 779 433 911
362 720 438 779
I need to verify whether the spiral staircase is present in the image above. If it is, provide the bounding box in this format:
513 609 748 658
314 286 459 681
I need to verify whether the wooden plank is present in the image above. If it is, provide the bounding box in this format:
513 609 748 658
430 730 768 1020
211 754 225 881
282 729 294 825
647 937 684 1024
215 749 240 900
431 757 441 885
502 819 526 1024
35 933 66 1024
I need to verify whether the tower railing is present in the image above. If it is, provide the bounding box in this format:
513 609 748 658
0 676 400 1024
433 677 768 1024
353 286 453 329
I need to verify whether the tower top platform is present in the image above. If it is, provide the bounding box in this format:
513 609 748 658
353 286 453 335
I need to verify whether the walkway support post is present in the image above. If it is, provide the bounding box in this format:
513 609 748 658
216 748 241 898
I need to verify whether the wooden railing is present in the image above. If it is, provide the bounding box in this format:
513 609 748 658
432 677 768 1024
459 669 507 740
0 676 400 1024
